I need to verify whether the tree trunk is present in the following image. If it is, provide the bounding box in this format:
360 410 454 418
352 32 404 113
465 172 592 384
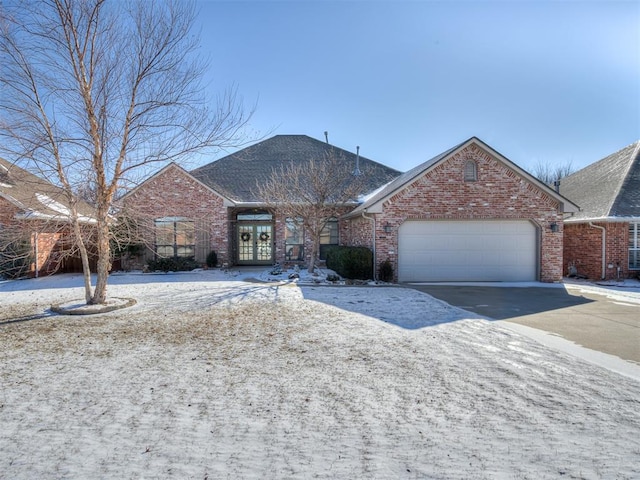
307 235 319 274
91 218 111 305
72 219 94 304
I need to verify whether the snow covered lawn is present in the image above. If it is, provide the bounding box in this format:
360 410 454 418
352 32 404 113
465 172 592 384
1 270 639 479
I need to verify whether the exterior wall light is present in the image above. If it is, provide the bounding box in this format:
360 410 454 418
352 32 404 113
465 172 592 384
550 222 559 233
383 223 393 233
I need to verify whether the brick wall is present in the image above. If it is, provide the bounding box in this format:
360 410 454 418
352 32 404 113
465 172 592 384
33 230 64 274
123 164 229 266
564 222 630 280
0 197 18 225
1 199 75 276
349 143 565 282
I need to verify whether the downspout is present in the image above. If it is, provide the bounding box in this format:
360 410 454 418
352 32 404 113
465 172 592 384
589 222 606 280
361 210 376 281
34 231 39 278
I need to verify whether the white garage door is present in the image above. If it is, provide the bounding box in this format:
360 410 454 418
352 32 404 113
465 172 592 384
398 220 538 282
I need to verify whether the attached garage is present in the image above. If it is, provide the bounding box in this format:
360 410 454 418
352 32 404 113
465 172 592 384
398 220 538 282
344 137 579 283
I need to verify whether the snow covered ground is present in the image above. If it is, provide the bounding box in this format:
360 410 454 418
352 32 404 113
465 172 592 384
1 269 639 479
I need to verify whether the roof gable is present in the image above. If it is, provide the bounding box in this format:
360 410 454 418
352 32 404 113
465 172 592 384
350 137 579 215
121 162 234 206
560 140 640 221
0 157 96 222
190 135 401 203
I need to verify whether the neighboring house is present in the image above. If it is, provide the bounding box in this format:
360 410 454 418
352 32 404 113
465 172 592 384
560 140 640 280
123 134 578 283
0 157 96 277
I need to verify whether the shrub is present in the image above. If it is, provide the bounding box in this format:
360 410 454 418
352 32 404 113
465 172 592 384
147 256 198 272
0 240 32 279
325 246 372 280
206 250 218 268
378 259 394 282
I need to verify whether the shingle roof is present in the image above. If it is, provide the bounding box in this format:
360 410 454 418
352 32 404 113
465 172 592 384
348 141 463 216
560 140 640 221
190 135 401 203
0 157 96 222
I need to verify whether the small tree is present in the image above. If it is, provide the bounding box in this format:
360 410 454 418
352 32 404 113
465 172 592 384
531 159 575 187
256 150 366 273
0 0 253 304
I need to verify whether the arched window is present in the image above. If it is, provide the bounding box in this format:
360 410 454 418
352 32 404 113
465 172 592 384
464 160 477 182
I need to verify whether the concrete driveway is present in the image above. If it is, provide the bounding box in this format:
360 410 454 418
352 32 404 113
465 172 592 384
409 283 640 365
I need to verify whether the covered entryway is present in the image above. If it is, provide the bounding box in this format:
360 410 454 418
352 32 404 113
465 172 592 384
235 211 274 265
398 220 538 282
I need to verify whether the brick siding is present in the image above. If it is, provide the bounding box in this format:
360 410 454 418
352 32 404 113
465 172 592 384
346 144 565 282
0 197 18 225
123 165 229 267
563 222 630 280
1 198 77 275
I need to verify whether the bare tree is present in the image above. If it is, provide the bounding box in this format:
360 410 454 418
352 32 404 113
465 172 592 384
0 0 253 304
531 159 575 187
256 151 366 274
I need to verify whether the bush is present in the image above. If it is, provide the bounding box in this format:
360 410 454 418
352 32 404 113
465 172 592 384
206 250 218 268
325 246 372 280
0 240 32 279
147 256 198 272
378 259 394 282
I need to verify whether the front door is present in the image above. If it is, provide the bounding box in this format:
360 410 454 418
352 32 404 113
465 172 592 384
237 224 273 265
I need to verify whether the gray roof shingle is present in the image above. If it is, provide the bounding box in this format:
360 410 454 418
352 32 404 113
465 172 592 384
190 135 401 203
560 140 640 221
348 142 462 215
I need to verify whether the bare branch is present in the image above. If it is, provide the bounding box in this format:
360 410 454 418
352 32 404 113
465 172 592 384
255 150 366 273
531 159 575 187
0 0 254 303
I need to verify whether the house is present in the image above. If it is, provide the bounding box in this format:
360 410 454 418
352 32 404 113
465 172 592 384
342 137 578 282
121 135 400 269
0 158 96 277
122 135 578 282
559 140 640 280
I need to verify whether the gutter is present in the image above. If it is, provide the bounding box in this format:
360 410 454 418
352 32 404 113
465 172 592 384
361 210 377 281
589 222 606 280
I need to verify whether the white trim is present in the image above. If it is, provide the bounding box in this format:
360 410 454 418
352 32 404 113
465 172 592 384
14 210 97 224
565 216 640 224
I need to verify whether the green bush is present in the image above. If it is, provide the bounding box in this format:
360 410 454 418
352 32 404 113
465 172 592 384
378 259 394 282
325 246 372 280
206 250 218 268
147 256 198 272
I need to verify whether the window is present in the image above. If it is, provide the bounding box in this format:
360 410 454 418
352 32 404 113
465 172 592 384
319 218 339 259
155 217 195 258
464 160 478 182
630 223 640 270
285 217 304 261
237 212 272 221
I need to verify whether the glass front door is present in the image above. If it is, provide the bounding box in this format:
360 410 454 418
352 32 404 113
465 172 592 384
237 224 273 265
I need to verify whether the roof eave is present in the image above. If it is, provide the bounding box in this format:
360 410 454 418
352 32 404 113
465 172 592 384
565 215 640 224
14 211 98 224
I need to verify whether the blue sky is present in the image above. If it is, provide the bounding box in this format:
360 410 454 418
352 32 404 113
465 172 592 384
197 0 640 173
